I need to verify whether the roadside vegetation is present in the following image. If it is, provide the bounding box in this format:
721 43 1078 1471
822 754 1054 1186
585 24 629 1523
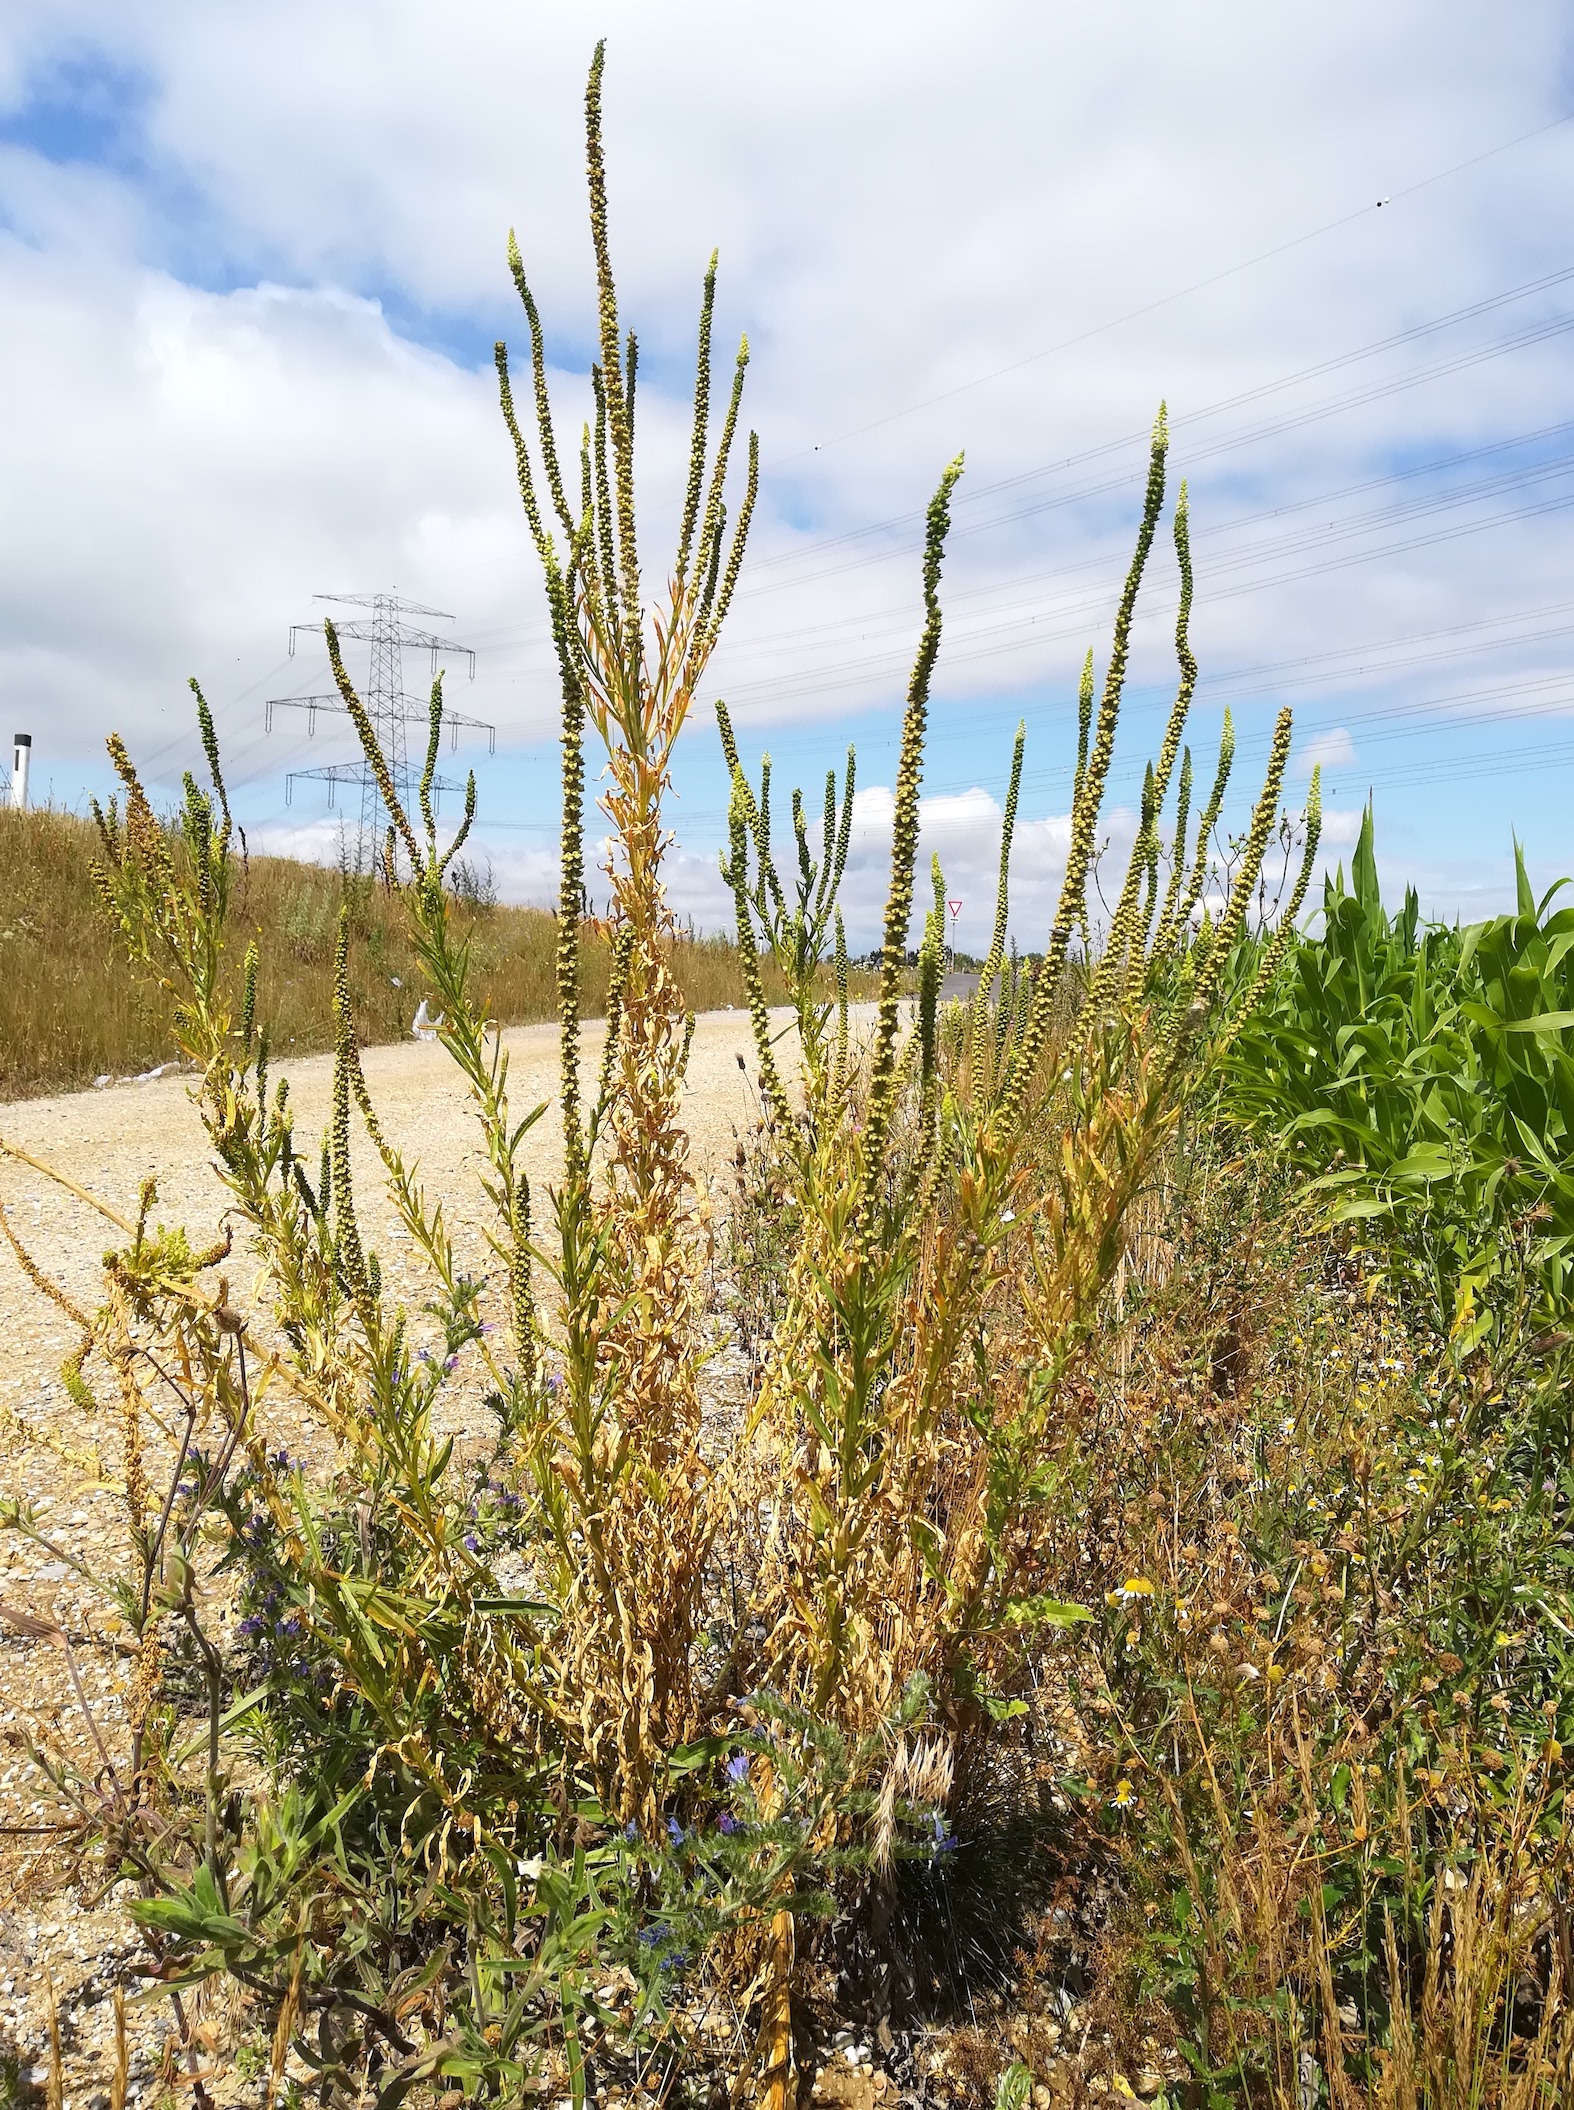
1 48 1569 2110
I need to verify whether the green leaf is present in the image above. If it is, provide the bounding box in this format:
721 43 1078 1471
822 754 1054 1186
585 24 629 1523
1388 1144 1455 1181
996 2062 1033 2110
1352 801 1381 923
1004 1593 1092 1628
662 1736 734 1774
980 1693 1029 1722
1506 1012 1574 1034
167 1684 271 1767
374 2067 430 2110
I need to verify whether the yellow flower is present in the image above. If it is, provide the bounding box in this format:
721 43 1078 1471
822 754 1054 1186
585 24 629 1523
1266 1662 1287 1685
1117 1577 1155 1599
1110 1778 1136 1809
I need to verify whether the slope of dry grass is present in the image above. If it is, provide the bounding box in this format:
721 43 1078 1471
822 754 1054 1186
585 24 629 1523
0 804 807 1100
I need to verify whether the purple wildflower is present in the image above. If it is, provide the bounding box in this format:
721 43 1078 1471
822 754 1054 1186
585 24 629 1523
725 1754 749 1784
718 1813 739 1836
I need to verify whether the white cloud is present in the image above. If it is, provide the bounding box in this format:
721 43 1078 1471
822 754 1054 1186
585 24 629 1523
1319 805 1367 850
772 780 1139 953
0 0 1568 921
1297 727 1357 775
0 233 539 772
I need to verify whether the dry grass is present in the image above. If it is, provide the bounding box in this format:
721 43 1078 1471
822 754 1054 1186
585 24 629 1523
1002 1135 1574 2107
0 803 810 1101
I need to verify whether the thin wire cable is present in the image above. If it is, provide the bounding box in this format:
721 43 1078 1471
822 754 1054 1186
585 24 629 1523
761 110 1574 467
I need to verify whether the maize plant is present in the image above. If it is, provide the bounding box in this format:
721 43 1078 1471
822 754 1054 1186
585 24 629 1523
1222 804 1574 1358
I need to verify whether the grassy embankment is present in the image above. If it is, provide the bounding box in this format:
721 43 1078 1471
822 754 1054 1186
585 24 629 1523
0 802 806 1101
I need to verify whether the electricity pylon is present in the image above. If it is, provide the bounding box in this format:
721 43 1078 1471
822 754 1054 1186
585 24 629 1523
265 593 494 855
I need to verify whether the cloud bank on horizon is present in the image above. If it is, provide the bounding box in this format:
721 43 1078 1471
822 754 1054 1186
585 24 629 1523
0 0 1571 946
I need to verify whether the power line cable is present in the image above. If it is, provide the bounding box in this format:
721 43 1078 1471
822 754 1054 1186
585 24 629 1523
706 445 1574 687
709 481 1574 715
763 110 1574 468
446 254 1574 661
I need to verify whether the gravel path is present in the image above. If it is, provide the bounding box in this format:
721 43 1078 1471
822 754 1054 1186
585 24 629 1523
0 1004 787 1384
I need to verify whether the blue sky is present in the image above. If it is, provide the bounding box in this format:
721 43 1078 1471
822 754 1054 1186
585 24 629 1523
1 0 1572 947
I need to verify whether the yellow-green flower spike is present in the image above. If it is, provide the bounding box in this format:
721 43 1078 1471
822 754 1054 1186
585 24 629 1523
860 454 964 1202
1220 762 1323 1047
1192 705 1295 1016
1002 407 1168 1126
1176 707 1236 934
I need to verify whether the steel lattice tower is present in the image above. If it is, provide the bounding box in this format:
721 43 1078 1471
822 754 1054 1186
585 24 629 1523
265 593 494 855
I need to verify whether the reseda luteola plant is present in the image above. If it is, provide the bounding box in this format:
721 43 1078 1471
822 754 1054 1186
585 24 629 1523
720 413 1321 1735
485 37 766 1826
0 43 1326 2101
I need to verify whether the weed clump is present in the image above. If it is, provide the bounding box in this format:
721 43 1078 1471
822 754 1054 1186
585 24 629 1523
8 41 1560 2110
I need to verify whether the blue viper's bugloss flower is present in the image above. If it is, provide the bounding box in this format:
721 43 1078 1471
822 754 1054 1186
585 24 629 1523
725 1754 749 1784
929 1812 960 1856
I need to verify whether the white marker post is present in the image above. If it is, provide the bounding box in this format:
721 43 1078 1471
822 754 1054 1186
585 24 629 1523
11 733 30 810
946 896 962 972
